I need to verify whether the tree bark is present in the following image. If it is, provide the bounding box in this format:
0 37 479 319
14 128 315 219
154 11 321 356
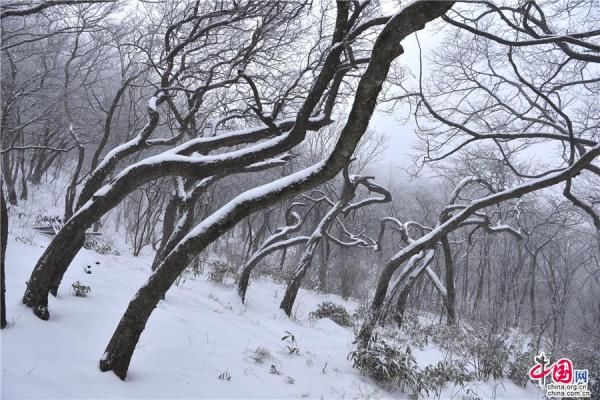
237 236 308 303
2 152 17 206
151 195 179 271
280 240 321 316
394 286 410 329
1 187 8 328
318 240 330 292
529 253 537 329
441 235 456 325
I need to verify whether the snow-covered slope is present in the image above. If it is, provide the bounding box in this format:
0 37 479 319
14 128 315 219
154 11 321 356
1 231 543 399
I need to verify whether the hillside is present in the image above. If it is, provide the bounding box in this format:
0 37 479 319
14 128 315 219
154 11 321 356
2 226 542 399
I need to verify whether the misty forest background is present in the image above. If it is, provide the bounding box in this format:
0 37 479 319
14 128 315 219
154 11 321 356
1 0 599 399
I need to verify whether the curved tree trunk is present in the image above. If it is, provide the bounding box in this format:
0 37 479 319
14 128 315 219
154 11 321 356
237 236 308 303
23 224 86 319
280 240 321 316
24 114 330 319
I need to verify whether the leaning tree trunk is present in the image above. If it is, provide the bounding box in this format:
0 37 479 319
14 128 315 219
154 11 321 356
24 105 332 320
99 1 453 379
237 203 307 303
150 195 179 271
1 187 8 328
238 236 308 303
23 157 172 319
278 167 393 315
151 200 195 271
280 240 321 316
23 224 86 319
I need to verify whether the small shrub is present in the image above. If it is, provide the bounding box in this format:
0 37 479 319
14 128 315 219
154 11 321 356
259 264 291 284
426 323 512 381
281 330 300 355
72 281 91 297
352 303 369 321
469 328 509 380
14 229 35 245
349 334 420 393
207 260 236 284
247 347 271 364
269 364 281 375
419 360 474 396
84 236 119 255
218 371 231 381
461 388 483 400
507 348 537 387
309 301 352 327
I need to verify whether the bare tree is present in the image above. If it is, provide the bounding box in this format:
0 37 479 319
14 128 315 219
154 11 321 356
97 1 455 380
279 165 389 316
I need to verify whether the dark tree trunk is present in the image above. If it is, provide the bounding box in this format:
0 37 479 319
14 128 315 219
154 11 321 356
1 187 8 328
151 202 194 271
22 225 86 319
99 264 179 380
18 147 27 200
280 240 319 316
318 240 330 292
19 172 27 200
441 235 456 325
64 146 85 221
279 193 353 316
394 286 410 329
30 150 60 185
25 112 331 319
151 195 179 271
2 153 17 206
237 237 307 303
529 253 537 329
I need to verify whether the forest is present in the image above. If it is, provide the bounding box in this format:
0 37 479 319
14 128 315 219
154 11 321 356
1 0 599 399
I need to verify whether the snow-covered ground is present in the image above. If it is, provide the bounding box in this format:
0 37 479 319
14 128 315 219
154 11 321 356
1 228 543 399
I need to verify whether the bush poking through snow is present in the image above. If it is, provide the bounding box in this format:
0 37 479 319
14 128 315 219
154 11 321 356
281 331 299 355
247 346 272 364
408 321 515 381
309 301 352 327
506 346 538 388
419 360 474 397
349 335 421 394
207 261 236 284
461 388 483 400
71 281 91 297
269 364 281 375
218 371 231 381
83 236 119 255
